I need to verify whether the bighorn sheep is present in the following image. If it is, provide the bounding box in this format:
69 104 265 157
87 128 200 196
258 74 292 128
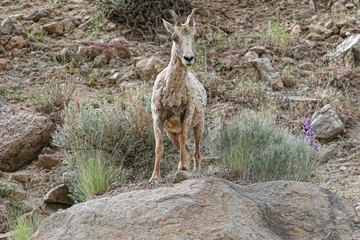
150 9 207 181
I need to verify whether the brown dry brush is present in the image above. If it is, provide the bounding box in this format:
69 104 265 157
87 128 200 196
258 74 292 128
101 0 192 38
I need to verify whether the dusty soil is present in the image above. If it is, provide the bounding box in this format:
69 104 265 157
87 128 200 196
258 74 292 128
1 0 359 237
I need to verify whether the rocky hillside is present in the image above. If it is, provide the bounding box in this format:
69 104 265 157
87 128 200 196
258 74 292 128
1 0 360 239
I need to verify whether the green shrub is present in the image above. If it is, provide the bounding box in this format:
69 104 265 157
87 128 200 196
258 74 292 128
219 111 317 182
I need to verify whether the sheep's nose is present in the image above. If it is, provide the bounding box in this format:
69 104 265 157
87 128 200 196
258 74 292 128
184 56 194 62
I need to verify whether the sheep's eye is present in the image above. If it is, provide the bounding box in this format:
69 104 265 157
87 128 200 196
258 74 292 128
194 33 199 41
172 33 180 43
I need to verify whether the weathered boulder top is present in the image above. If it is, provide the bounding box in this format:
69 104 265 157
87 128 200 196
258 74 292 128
31 177 355 240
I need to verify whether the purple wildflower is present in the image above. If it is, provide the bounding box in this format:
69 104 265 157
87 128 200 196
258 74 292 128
304 117 318 151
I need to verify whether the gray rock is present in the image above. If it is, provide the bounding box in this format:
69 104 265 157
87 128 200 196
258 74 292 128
318 144 337 163
10 189 27 201
248 45 266 56
31 177 355 240
43 184 73 205
202 116 223 156
37 153 61 169
11 173 31 183
26 10 48 22
0 106 55 171
0 231 12 240
173 170 191 183
36 61 48 71
253 58 284 90
93 54 108 67
0 96 7 106
242 50 283 90
325 34 360 67
136 57 166 81
0 17 14 35
309 24 333 38
43 21 64 35
57 45 78 62
299 10 315 20
290 24 301 38
312 104 345 140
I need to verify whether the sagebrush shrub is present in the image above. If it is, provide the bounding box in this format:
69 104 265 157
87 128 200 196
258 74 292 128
219 111 317 182
53 87 175 187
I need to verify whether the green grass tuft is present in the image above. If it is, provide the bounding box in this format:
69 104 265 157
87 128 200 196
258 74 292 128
11 214 41 240
70 150 121 202
219 111 317 182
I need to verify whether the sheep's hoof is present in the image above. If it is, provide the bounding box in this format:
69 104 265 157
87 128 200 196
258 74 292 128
149 174 161 182
178 162 189 171
193 165 201 173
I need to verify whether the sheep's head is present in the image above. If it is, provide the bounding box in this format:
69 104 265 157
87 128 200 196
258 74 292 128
163 9 198 66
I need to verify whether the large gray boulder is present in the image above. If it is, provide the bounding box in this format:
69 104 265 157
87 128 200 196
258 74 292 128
31 177 355 240
0 106 54 171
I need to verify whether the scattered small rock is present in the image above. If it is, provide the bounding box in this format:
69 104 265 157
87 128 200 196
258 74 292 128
290 24 301 38
37 153 61 169
43 184 73 206
10 189 27 201
318 144 337 163
0 17 13 35
105 22 117 31
241 50 283 90
0 231 12 240
4 36 27 51
174 170 191 183
340 166 348 172
43 21 65 35
0 58 9 71
312 104 345 140
0 96 7 106
26 9 48 22
325 34 360 67
11 173 31 183
57 44 78 62
136 57 166 81
93 54 108 67
257 59 283 90
299 10 315 20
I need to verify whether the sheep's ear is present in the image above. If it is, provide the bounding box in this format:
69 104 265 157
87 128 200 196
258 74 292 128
163 19 175 34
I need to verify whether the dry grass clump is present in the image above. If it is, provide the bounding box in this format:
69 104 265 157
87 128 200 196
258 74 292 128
102 0 192 37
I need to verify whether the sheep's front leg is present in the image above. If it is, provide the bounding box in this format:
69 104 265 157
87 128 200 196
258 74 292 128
178 108 194 171
150 122 164 181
